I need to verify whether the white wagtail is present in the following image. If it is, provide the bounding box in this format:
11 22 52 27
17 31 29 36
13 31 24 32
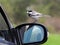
27 10 43 20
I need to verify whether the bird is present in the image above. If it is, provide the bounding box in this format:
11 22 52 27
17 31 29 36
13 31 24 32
27 9 44 23
27 10 43 19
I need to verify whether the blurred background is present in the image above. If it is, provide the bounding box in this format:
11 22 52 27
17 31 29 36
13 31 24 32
0 0 60 45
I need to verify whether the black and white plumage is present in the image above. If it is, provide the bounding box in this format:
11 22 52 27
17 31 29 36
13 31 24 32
27 10 43 20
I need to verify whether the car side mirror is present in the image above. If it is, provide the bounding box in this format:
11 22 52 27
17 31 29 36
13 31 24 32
15 23 48 45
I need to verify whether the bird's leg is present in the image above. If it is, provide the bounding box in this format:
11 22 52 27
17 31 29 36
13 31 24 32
33 19 38 23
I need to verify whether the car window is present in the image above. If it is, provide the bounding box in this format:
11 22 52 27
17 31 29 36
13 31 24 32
0 13 8 30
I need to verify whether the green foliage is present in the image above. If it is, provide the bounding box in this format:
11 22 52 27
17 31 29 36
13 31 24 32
43 34 60 45
35 3 53 15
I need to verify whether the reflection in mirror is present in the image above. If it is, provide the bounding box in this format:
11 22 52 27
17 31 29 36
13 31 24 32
22 25 44 44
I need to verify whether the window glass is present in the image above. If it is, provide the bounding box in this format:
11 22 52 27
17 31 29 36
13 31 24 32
0 13 8 30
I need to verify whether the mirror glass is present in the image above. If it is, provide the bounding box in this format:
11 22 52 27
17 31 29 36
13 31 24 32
20 25 44 44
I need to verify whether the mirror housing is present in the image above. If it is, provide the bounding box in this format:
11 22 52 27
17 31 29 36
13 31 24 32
15 23 48 45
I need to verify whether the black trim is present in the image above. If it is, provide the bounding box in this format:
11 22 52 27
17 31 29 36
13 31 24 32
15 23 48 45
